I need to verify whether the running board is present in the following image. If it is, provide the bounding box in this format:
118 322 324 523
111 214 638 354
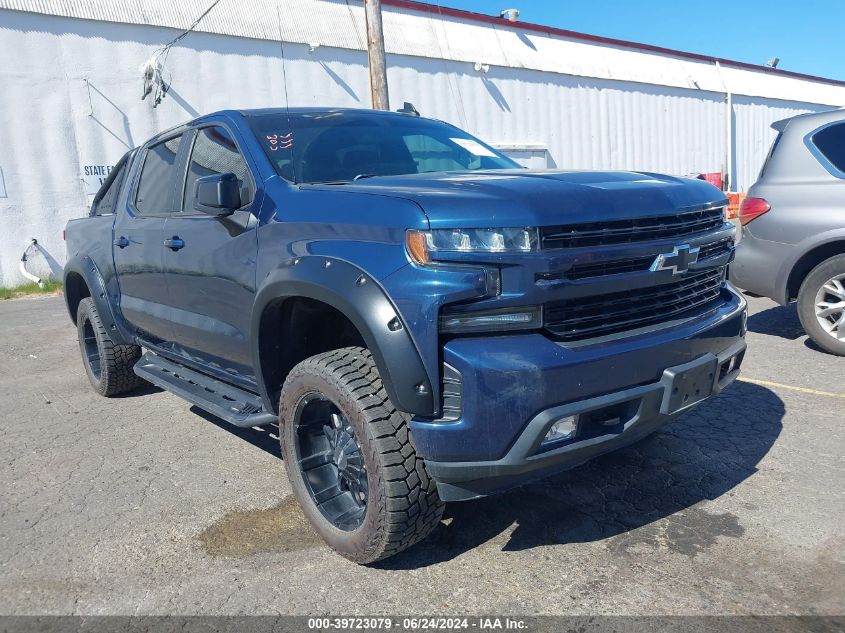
134 352 277 428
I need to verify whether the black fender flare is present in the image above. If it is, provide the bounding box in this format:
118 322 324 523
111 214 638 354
251 256 434 417
63 255 134 345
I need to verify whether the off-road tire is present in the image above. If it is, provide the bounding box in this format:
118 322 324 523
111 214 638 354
280 346 444 564
797 255 845 356
76 297 143 396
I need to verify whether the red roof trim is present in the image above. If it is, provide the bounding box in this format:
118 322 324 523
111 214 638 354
382 0 845 89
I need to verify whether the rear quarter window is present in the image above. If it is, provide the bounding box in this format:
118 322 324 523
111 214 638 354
809 122 845 177
90 152 131 216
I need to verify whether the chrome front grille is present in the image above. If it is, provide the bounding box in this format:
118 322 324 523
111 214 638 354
557 238 733 281
540 207 726 249
545 267 727 341
697 237 733 261
563 255 655 281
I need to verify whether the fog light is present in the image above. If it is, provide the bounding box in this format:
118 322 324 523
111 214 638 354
543 415 578 444
439 306 542 334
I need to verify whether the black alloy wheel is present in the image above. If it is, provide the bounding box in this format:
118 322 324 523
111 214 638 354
293 393 369 531
280 347 445 563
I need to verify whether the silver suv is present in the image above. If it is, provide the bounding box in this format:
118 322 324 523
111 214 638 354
731 109 845 356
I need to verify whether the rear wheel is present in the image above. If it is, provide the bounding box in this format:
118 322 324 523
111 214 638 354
76 298 143 395
797 255 845 356
280 347 444 563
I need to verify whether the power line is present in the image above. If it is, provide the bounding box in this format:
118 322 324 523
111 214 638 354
157 0 223 60
143 0 223 106
344 0 365 51
434 5 469 128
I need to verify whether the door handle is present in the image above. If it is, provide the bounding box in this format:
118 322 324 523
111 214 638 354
113 236 129 248
164 236 185 251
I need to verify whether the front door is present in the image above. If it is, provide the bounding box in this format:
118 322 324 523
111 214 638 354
113 134 186 343
162 124 259 381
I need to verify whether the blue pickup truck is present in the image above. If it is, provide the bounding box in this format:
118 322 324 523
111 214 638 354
64 107 747 563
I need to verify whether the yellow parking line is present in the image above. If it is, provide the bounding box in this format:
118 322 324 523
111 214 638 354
738 377 845 400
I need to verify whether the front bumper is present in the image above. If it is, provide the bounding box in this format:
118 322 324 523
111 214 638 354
412 288 747 501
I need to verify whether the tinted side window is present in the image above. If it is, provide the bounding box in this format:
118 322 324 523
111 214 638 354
811 122 845 175
183 126 252 212
91 154 130 216
135 135 183 214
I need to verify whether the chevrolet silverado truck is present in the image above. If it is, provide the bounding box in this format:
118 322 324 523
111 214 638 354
64 107 747 563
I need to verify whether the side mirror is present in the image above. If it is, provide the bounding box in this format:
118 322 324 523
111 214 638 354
194 173 241 216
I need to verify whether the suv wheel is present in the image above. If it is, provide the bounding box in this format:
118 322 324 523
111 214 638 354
797 255 845 356
76 297 144 395
280 347 444 563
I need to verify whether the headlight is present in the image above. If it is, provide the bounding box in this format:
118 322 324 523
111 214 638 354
406 227 538 264
440 306 543 334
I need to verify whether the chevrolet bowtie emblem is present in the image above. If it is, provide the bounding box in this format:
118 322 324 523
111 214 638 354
650 244 700 275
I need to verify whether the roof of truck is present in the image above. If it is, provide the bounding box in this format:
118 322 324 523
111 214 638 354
235 107 416 117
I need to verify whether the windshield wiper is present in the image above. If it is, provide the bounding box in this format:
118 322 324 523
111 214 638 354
308 175 380 185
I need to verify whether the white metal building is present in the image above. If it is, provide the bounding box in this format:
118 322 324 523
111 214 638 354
1 0 844 287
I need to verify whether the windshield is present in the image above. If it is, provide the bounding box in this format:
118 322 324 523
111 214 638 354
246 111 519 184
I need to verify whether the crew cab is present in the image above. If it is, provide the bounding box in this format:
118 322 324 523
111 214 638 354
64 107 747 563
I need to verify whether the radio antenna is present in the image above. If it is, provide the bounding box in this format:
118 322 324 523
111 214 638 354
276 3 296 183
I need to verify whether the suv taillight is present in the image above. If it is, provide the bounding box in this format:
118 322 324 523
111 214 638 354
739 197 771 225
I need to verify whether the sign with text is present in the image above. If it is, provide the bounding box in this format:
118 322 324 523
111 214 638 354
82 164 114 196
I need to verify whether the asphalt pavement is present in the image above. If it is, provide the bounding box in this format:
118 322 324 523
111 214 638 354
0 294 842 615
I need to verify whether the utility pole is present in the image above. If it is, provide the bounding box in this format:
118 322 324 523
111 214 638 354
363 0 390 110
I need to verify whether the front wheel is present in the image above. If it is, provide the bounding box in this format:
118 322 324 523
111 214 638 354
280 347 444 564
797 255 845 356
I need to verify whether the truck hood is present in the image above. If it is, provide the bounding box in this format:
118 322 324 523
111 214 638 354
314 170 726 228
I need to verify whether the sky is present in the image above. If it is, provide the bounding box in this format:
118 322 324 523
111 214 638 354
434 0 844 80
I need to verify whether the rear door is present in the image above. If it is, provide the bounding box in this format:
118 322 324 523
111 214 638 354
113 133 187 342
162 123 260 381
